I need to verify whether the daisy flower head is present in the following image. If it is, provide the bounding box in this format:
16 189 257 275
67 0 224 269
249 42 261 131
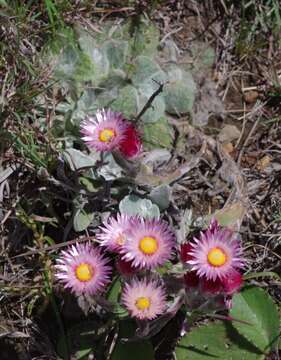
121 218 175 270
80 109 129 152
187 225 244 281
55 242 111 296
97 213 135 253
122 278 166 320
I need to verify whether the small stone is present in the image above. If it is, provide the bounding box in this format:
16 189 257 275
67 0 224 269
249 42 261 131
222 142 234 154
243 90 259 104
218 125 241 143
256 155 272 171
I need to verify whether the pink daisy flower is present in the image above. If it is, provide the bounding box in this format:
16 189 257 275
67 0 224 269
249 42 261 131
119 124 142 159
186 222 244 281
121 218 175 270
96 214 134 253
55 242 111 296
80 109 129 152
122 278 166 320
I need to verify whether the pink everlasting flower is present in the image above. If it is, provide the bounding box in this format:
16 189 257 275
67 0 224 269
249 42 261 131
119 124 142 159
55 242 111 296
187 223 244 281
122 278 166 320
96 214 134 253
121 218 175 270
80 109 129 152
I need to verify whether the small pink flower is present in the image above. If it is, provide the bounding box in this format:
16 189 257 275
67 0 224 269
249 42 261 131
81 109 129 152
55 243 111 296
187 223 244 281
119 124 142 159
96 214 134 253
122 278 166 320
121 218 175 270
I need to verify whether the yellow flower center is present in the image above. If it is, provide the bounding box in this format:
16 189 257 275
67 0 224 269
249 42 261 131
135 296 151 311
75 263 94 282
99 128 116 143
139 236 158 255
207 247 227 267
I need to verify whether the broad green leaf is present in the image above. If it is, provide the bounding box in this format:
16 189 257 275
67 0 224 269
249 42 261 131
131 56 166 87
119 195 160 219
73 208 94 232
111 321 154 360
77 28 110 85
149 184 171 210
137 84 166 123
163 66 196 115
213 202 246 228
111 85 139 119
103 39 129 69
175 322 264 360
97 153 123 180
63 148 97 171
107 277 128 318
57 321 105 359
143 117 173 150
230 286 280 352
127 20 160 57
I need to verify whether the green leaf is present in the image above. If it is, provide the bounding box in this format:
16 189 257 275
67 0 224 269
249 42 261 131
111 321 154 360
137 84 166 123
107 277 128 318
149 184 171 210
97 153 123 180
119 195 160 219
143 117 173 150
127 20 160 57
103 39 129 69
131 56 166 87
230 286 280 352
57 321 105 359
175 322 264 360
73 208 94 232
213 202 246 228
163 66 196 115
63 148 97 171
77 27 110 85
111 85 139 119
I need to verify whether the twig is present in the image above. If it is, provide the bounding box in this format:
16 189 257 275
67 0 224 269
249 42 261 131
134 80 166 123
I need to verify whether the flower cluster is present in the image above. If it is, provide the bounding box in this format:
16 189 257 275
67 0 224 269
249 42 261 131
54 108 246 323
80 108 141 159
55 215 175 320
181 219 244 308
